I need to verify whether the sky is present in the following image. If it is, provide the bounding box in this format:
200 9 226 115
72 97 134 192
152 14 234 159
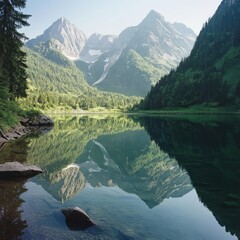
22 0 223 39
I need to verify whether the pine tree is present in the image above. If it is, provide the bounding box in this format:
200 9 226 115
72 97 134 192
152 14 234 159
0 0 30 99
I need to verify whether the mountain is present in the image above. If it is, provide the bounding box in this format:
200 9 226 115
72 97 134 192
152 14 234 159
27 12 196 97
27 17 86 60
141 0 240 109
83 10 196 97
95 48 165 97
26 17 116 62
80 33 116 62
172 22 196 40
124 10 195 68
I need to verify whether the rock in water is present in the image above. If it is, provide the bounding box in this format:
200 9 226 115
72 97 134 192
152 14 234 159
0 162 43 179
61 207 95 230
20 114 54 127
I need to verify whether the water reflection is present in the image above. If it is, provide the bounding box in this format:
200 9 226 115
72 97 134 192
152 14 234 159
27 115 192 206
0 114 239 239
0 139 28 164
138 115 240 238
0 180 28 240
76 131 192 208
39 164 86 202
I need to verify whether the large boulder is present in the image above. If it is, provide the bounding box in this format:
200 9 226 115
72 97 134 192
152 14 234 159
0 114 54 143
61 207 95 230
20 114 54 127
0 162 43 178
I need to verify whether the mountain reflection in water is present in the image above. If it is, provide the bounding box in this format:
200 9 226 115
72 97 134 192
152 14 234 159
28 115 192 206
139 115 240 239
0 114 239 239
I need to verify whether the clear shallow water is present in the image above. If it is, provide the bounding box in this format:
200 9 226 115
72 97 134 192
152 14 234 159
0 114 239 240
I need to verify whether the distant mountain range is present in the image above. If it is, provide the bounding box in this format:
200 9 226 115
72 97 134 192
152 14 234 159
141 0 240 109
26 10 196 97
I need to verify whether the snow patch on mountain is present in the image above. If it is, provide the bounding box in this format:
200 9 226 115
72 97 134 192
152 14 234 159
88 49 102 56
79 33 117 62
93 51 122 86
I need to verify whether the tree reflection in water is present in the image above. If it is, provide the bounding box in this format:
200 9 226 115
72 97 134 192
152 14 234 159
0 179 28 240
138 115 240 239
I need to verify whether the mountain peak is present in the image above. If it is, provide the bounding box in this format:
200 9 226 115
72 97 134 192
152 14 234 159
145 10 165 21
59 16 66 22
57 16 66 22
53 17 71 27
27 17 86 60
139 10 166 29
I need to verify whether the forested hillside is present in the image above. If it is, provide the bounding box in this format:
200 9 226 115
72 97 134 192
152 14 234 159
97 49 164 96
141 0 240 110
19 47 139 111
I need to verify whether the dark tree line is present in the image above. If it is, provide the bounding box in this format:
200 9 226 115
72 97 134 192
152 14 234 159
0 0 30 100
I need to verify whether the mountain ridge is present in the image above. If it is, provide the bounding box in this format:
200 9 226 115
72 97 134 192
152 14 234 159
26 10 196 97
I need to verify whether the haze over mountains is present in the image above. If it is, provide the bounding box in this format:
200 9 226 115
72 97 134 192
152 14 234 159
26 10 196 97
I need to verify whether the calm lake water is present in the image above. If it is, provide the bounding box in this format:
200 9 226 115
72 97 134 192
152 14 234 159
0 114 240 240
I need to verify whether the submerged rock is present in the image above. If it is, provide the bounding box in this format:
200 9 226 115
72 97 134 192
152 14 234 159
61 207 95 230
0 162 43 179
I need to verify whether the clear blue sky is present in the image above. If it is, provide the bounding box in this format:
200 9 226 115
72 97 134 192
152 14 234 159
22 0 223 39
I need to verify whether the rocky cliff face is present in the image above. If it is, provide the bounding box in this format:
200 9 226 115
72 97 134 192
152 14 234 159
27 17 87 60
80 33 116 62
123 10 196 70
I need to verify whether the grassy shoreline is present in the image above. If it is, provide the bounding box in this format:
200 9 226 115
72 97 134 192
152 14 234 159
0 100 41 132
1 103 240 132
131 105 240 116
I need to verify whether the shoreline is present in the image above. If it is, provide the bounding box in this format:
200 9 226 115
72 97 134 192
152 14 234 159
0 114 54 147
1 107 240 145
43 104 240 116
0 124 31 147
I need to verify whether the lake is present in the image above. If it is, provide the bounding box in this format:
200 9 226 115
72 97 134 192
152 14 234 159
0 114 239 240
